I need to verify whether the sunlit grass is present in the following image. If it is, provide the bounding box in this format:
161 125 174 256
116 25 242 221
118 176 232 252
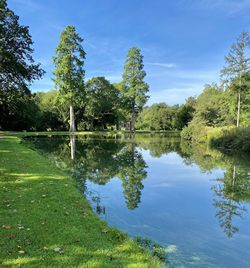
0 136 164 267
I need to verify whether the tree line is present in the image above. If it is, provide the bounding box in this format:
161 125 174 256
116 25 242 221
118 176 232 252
181 32 250 141
1 0 249 133
0 1 149 132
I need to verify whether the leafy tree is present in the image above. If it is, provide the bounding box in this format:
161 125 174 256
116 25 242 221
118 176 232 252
0 88 39 130
34 91 65 130
112 82 129 129
221 32 250 127
0 0 44 91
194 84 226 127
136 100 194 131
53 25 86 132
173 98 196 130
85 77 121 130
0 0 44 130
122 47 149 132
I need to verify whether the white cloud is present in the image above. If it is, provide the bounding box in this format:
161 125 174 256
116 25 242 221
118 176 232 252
147 85 202 105
147 68 218 81
146 62 177 68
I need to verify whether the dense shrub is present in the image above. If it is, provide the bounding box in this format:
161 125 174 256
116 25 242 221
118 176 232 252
210 127 250 152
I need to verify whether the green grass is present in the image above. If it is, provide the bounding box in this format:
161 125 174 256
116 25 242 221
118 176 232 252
3 130 180 137
0 136 164 268
210 126 250 153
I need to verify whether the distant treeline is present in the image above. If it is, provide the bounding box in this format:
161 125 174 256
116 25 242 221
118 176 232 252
0 0 249 135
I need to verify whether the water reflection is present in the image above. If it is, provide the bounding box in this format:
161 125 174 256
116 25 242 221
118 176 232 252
70 135 76 160
25 134 250 239
212 166 249 238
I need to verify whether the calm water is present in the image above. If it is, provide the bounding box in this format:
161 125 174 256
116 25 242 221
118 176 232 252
25 134 250 268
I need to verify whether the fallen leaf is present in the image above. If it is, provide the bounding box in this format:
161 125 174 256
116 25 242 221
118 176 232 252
2 224 11 229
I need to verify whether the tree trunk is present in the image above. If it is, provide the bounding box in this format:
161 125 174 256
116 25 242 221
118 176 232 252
236 91 241 127
236 72 242 128
131 106 136 132
69 104 76 132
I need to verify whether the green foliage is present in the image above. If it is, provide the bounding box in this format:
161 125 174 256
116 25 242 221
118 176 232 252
53 25 86 128
122 47 149 130
134 237 166 262
84 77 121 130
221 31 250 127
181 122 208 143
0 0 44 91
221 32 250 85
194 84 227 126
0 0 44 131
210 126 250 152
0 88 40 130
34 91 65 131
182 33 250 145
137 100 195 131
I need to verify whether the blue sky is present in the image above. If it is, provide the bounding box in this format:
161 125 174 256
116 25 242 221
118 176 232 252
8 0 250 105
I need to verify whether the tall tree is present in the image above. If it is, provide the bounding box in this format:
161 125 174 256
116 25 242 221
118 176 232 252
221 32 250 127
0 0 44 91
53 25 86 132
122 47 149 132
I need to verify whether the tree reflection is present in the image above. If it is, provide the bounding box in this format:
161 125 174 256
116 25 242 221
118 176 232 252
117 144 147 209
70 135 76 160
25 134 250 233
178 139 250 238
212 166 249 237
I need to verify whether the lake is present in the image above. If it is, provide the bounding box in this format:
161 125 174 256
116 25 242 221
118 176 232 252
24 134 250 268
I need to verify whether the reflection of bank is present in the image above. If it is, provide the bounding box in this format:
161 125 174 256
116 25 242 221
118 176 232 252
70 135 76 160
212 165 249 238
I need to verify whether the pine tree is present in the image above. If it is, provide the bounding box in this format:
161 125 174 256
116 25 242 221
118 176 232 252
53 25 86 132
122 47 149 132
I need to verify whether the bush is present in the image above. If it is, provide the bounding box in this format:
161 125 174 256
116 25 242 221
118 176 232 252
181 121 208 143
210 126 250 152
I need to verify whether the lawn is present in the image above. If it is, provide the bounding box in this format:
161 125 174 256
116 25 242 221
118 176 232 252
0 136 163 268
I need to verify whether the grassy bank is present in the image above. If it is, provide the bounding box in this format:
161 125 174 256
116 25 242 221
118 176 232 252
181 125 250 153
210 126 250 153
0 136 163 267
4 130 180 137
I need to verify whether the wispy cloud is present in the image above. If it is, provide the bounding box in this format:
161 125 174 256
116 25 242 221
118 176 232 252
187 0 250 16
146 62 177 68
11 0 43 11
148 84 203 105
86 70 122 83
31 77 54 92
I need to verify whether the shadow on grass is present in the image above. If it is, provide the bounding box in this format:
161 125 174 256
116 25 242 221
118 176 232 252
0 137 162 268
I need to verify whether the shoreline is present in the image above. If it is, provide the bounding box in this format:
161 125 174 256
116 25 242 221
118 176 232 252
0 135 163 267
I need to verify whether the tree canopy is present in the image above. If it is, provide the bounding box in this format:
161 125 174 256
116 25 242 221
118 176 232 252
53 25 86 131
0 0 44 91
